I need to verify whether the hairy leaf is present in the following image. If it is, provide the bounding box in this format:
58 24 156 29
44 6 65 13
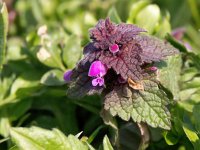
99 42 144 81
89 18 145 50
134 35 179 63
104 80 171 130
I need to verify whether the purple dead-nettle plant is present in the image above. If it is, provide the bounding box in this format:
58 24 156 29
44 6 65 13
64 18 179 129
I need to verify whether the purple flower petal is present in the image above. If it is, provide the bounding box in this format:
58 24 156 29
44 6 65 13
109 44 119 53
63 70 73 82
92 77 104 86
88 61 107 77
92 78 99 86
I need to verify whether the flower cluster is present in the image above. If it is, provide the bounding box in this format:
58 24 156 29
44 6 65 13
64 18 179 98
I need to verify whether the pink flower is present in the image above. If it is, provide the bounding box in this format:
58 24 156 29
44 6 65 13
88 61 107 77
92 77 104 86
88 61 107 86
63 70 72 82
109 44 119 53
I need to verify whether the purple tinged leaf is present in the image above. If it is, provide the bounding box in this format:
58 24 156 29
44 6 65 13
134 35 179 63
99 42 144 81
81 43 101 65
89 18 145 50
115 23 146 44
104 80 171 129
117 76 126 84
88 61 107 77
67 61 103 98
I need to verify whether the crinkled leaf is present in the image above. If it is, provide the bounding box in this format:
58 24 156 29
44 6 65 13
115 23 146 44
40 69 65 86
67 61 103 98
10 126 89 150
0 2 8 70
99 42 143 81
104 80 171 130
89 18 145 50
134 35 179 63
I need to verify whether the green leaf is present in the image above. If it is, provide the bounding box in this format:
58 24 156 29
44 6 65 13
10 76 40 98
6 38 25 61
100 110 119 145
155 55 182 100
87 125 105 144
163 131 179 145
107 7 121 24
0 114 10 137
104 80 171 130
183 123 200 150
37 46 65 71
10 126 89 150
119 123 141 150
192 104 200 132
40 69 65 86
7 99 32 122
135 4 161 34
0 2 8 70
67 135 88 150
127 0 150 24
155 14 171 38
62 35 82 69
103 135 114 150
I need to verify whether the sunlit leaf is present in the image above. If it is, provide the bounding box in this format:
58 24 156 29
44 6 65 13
62 35 82 69
135 5 160 34
10 127 89 150
103 135 114 150
104 80 171 130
